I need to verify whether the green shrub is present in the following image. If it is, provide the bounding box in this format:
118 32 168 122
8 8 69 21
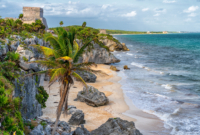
0 82 24 134
22 56 28 62
36 86 49 108
4 52 20 62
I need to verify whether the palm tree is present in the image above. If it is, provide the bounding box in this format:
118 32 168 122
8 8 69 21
18 14 23 20
31 27 103 135
59 21 64 27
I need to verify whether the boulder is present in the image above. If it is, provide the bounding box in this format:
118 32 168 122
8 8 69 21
30 124 44 135
110 65 120 71
58 121 71 132
91 118 142 135
75 71 97 83
76 85 109 107
121 43 130 51
124 65 130 70
44 125 52 135
68 110 85 125
72 125 91 135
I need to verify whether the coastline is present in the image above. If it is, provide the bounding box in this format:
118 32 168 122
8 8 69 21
42 64 168 135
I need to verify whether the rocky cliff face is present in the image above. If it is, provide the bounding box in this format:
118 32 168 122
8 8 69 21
14 73 43 119
101 39 129 52
78 41 120 64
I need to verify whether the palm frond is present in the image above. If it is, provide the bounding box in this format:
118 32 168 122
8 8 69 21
72 40 79 58
56 56 73 62
49 68 67 83
73 38 93 63
73 62 97 68
31 45 55 57
24 70 48 78
71 72 87 87
30 60 59 68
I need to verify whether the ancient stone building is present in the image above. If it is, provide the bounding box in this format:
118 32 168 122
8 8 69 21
99 29 107 34
23 7 48 30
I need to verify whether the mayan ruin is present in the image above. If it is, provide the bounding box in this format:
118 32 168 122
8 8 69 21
99 29 107 34
23 7 48 30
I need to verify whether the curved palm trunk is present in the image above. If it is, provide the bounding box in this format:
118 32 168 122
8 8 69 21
52 82 70 135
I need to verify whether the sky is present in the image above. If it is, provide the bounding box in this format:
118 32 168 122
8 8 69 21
0 0 200 31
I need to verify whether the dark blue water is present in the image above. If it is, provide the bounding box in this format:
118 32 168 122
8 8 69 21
113 33 200 135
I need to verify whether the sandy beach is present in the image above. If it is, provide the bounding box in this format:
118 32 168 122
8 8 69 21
42 64 168 135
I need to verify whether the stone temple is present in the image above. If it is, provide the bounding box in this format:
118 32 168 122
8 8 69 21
23 7 48 30
99 29 107 34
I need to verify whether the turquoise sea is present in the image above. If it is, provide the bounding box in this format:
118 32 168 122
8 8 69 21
113 33 200 135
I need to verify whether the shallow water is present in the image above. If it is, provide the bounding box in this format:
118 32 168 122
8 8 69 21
113 34 200 135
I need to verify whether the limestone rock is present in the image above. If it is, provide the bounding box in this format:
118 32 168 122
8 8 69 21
30 124 44 135
72 125 91 135
14 73 43 119
76 85 109 107
124 65 130 70
121 43 130 51
77 40 120 64
44 125 52 135
91 118 142 135
75 71 97 83
110 65 120 71
58 121 71 132
68 110 85 125
101 39 130 52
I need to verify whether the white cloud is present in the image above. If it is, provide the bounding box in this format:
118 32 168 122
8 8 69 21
102 4 112 9
142 8 149 12
122 11 137 17
163 0 176 3
2 5 6 8
184 6 199 13
154 13 160 16
188 13 196 17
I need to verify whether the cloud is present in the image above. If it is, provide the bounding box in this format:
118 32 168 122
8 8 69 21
122 11 137 17
184 6 199 13
188 13 197 17
163 0 176 3
154 13 160 16
142 8 149 12
102 4 112 9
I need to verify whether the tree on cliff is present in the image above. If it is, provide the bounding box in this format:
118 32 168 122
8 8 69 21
59 21 63 26
31 27 103 135
82 21 86 28
18 14 23 20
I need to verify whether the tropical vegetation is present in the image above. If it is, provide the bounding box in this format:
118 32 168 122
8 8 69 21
0 52 24 135
0 16 46 39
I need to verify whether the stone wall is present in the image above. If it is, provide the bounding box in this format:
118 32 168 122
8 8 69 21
23 7 48 30
99 29 107 34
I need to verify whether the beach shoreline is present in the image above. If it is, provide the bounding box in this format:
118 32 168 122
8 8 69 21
42 64 168 135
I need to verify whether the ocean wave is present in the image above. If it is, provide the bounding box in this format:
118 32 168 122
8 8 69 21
131 62 144 68
161 84 173 90
126 53 133 56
